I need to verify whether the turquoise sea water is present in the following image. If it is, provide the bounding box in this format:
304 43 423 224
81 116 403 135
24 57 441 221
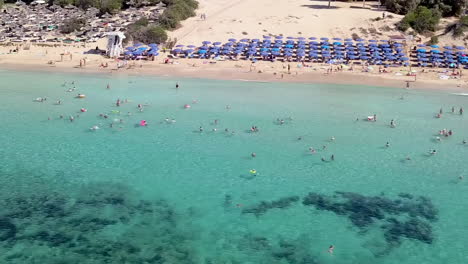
0 69 467 263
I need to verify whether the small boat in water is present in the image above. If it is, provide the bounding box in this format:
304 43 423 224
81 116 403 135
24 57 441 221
452 93 468 96
76 94 86 98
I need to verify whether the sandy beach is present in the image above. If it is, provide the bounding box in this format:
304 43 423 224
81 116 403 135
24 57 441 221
1 0 468 91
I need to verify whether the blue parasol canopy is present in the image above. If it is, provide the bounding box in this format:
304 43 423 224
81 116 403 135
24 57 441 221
202 41 211 45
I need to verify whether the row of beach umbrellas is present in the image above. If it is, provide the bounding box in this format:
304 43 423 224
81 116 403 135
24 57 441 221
123 43 159 57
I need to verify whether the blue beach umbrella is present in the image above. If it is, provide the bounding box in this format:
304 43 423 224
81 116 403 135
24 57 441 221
134 43 143 47
202 41 211 45
240 38 250 42
186 45 196 49
228 38 237 42
263 36 271 39
213 42 222 45
309 37 317 40
355 38 365 42
124 51 132 55
444 46 453 50
275 36 283 39
333 38 342 40
456 46 465 50
175 44 184 47
369 39 378 43
320 37 329 41
198 49 207 54
430 45 439 48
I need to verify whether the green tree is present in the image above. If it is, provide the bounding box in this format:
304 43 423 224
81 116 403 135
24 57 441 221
53 0 73 6
399 6 441 33
60 18 87 34
99 0 123 14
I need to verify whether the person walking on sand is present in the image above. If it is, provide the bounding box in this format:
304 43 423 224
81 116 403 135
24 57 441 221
287 64 291 74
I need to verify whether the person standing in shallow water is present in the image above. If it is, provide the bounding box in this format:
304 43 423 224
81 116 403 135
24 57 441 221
176 82 179 89
460 107 464 115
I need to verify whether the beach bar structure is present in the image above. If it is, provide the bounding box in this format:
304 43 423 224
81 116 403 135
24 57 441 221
106 32 126 58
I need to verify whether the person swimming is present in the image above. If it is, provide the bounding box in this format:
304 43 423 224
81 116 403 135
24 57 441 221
251 152 256 158
463 139 467 144
328 245 335 254
309 147 316 154
175 82 179 89
321 157 326 162
330 136 335 141
116 99 121 107
331 154 335 161
212 128 217 132
385 142 390 147
199 126 203 132
107 84 110 89
390 119 395 127
69 115 74 122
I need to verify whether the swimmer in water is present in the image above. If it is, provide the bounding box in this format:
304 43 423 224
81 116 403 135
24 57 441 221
69 116 74 122
251 152 256 158
212 128 217 132
430 149 437 155
331 154 335 161
330 136 335 141
309 147 316 154
107 84 110 89
165 117 169 123
463 139 467 144
321 157 326 162
116 99 121 107
199 126 203 132
390 119 395 128
175 82 179 89
225 128 229 132
226 105 231 110
452 106 455 113
385 142 390 147
328 245 335 254
322 145 327 150
214 119 219 125
297 136 302 141
439 108 443 114
56 99 62 105
171 119 176 123
406 156 411 161
59 114 64 119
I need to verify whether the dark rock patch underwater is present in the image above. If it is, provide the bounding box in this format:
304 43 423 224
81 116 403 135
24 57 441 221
302 191 438 245
0 182 198 264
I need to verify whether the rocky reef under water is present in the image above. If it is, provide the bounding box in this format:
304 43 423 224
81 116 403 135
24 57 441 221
240 191 438 256
0 182 198 264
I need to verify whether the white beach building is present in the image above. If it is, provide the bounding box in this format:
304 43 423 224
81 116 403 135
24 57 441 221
106 32 125 58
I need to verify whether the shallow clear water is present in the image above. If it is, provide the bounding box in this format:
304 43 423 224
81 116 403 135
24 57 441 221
0 70 467 263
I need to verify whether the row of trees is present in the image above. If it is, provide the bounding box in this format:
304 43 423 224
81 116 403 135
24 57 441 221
378 0 468 36
125 0 198 44
381 0 467 17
